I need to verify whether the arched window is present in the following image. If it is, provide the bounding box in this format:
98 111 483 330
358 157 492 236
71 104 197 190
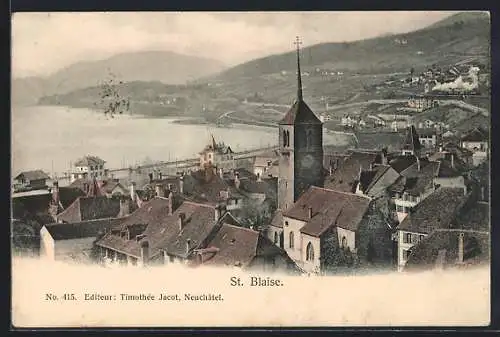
283 130 290 147
341 236 347 249
274 232 278 244
306 242 314 261
306 129 313 148
283 130 287 147
289 231 294 248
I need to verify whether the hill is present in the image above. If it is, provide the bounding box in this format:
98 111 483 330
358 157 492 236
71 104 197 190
213 12 489 81
12 51 226 106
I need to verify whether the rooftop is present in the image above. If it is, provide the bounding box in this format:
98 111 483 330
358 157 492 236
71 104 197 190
279 100 322 125
398 187 469 234
14 170 50 181
283 186 371 236
56 196 121 223
44 218 123 241
74 155 106 167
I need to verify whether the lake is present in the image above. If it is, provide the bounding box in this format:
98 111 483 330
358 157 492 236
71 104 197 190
11 105 352 176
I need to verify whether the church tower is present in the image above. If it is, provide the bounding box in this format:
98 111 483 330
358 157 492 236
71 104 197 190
278 37 324 211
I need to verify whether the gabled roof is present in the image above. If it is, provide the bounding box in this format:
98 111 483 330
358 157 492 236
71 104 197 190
56 196 121 223
14 170 50 181
398 187 468 234
74 155 106 167
279 100 322 125
402 125 421 152
404 229 490 271
43 218 123 241
96 198 228 260
461 127 488 142
388 155 417 173
359 165 392 194
283 186 371 236
324 151 380 193
389 159 440 196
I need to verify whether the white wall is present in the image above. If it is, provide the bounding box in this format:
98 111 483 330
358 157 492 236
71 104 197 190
54 237 96 262
336 227 356 252
40 226 55 260
283 216 305 264
300 234 321 273
397 230 427 271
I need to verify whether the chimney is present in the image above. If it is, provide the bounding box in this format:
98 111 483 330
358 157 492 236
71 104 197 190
215 204 223 221
155 184 165 198
458 232 464 264
381 149 388 165
308 207 313 219
52 181 60 204
129 182 136 202
451 153 455 169
369 163 374 171
119 198 130 217
178 212 186 231
329 165 333 176
168 191 174 215
186 238 191 255
234 173 240 189
158 172 163 180
179 176 184 194
218 168 224 179
257 173 262 182
140 240 149 266
148 173 153 183
416 157 421 171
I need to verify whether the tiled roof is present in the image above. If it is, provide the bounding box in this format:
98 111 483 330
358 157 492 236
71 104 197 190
14 170 50 181
461 128 488 142
56 196 121 223
74 155 105 167
359 165 391 194
402 125 421 152
404 229 490 271
388 155 417 173
279 100 322 125
355 132 404 152
398 187 469 234
323 151 380 193
269 210 284 228
455 201 489 231
96 198 224 259
44 218 123 240
389 159 440 196
284 186 371 236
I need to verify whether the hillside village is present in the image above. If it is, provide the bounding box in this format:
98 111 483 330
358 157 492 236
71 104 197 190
12 26 490 275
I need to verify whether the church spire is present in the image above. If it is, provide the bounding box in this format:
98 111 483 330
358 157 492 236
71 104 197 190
294 36 303 102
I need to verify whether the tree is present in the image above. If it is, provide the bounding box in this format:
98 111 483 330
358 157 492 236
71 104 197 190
95 70 131 118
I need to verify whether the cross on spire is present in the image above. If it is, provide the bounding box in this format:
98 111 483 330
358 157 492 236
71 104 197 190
294 36 303 102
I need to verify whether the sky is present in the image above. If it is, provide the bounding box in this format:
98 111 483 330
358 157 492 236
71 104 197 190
12 11 459 78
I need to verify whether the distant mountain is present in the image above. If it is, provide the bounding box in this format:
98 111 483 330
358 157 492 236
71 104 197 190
213 12 490 81
12 51 226 106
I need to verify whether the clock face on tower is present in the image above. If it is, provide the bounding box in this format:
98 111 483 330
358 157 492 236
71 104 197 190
301 154 314 169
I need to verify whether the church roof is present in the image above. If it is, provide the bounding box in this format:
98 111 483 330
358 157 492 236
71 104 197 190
279 100 322 125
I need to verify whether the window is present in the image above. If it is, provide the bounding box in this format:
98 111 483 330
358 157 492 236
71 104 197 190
289 231 294 248
419 235 425 242
396 205 405 213
403 233 412 244
306 129 313 148
274 232 278 244
341 236 347 249
306 242 314 261
284 221 289 227
403 249 412 261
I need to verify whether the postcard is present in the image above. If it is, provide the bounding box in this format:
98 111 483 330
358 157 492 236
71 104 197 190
11 11 491 328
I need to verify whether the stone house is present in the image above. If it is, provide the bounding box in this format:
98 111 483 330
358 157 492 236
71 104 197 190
71 155 107 182
395 187 470 271
460 128 489 166
273 186 392 274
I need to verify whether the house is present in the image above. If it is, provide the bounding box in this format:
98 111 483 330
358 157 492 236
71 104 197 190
71 155 107 182
407 96 436 112
354 164 400 199
13 170 50 192
199 135 234 169
276 186 392 274
54 195 124 224
95 197 289 272
39 218 123 262
324 150 388 193
190 224 297 272
401 125 421 156
70 178 129 198
417 128 438 149
388 158 440 223
253 156 279 179
460 128 489 166
395 187 470 271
